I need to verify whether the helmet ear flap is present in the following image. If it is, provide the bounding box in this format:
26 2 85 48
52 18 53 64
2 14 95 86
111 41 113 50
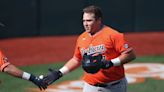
84 53 87 56
97 54 103 61
92 53 102 63
82 53 102 74
83 53 87 59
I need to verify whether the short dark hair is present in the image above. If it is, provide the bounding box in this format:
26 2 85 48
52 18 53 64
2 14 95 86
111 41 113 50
83 5 103 20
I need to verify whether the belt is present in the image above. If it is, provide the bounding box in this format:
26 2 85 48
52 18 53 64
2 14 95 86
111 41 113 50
93 81 120 87
93 83 108 87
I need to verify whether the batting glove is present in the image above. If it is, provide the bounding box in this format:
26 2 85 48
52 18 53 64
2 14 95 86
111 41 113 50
29 74 47 90
43 68 63 85
101 58 114 69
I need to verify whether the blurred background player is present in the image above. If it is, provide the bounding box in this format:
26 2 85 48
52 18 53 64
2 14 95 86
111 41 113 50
0 50 47 90
42 5 136 92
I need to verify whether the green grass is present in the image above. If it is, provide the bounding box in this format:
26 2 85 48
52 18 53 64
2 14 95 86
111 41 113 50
0 55 164 92
127 55 164 92
0 62 83 92
128 78 164 92
133 55 164 63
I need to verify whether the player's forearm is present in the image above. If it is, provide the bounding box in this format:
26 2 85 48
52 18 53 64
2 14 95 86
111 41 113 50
4 64 23 78
109 48 136 66
59 57 81 75
4 64 43 85
119 48 136 65
4 64 33 80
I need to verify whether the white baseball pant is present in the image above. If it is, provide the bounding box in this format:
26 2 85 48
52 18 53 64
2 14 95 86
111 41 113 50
83 77 127 92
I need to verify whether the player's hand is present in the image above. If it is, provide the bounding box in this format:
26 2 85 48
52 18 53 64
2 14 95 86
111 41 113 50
43 68 63 85
101 59 113 69
29 74 47 90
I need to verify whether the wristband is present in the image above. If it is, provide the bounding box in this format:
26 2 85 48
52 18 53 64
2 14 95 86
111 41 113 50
111 58 121 66
22 72 31 80
59 66 69 75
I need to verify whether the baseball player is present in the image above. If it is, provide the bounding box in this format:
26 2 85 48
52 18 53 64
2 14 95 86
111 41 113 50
0 50 47 90
42 5 136 92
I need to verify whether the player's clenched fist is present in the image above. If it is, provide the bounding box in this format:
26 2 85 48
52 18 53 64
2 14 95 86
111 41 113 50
42 68 63 85
101 59 114 69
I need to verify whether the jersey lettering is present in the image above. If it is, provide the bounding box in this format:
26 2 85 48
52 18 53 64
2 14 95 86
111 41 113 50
80 44 106 55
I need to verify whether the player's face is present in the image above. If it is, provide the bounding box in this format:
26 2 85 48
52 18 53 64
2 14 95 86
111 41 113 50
83 13 100 34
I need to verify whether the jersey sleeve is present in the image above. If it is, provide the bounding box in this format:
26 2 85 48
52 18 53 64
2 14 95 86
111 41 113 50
111 33 131 53
0 51 10 72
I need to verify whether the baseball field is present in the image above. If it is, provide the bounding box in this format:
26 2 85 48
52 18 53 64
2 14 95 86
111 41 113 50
0 32 164 92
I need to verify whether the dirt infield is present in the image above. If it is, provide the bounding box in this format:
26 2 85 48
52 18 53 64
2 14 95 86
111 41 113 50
0 32 164 66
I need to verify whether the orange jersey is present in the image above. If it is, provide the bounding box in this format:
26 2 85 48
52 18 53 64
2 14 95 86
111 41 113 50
0 51 10 72
73 25 131 85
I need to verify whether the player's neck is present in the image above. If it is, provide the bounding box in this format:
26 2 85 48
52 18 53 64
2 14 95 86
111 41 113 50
90 24 104 35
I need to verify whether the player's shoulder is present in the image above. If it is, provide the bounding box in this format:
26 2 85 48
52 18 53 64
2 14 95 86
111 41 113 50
103 26 123 36
77 31 88 40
